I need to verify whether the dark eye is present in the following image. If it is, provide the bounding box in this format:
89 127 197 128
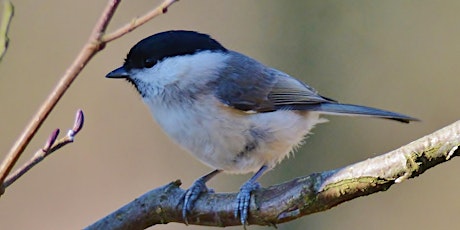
144 58 156 68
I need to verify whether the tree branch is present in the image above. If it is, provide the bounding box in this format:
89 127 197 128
86 120 460 229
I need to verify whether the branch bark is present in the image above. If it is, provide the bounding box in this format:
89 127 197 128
86 120 460 229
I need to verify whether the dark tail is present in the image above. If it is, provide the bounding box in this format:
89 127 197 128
284 103 419 123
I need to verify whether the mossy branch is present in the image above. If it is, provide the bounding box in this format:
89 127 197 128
86 120 460 229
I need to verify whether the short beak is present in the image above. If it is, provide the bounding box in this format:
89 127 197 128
106 66 130 79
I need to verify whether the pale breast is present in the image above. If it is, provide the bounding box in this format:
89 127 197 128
145 94 326 174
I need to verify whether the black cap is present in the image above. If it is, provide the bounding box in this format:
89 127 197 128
122 30 228 71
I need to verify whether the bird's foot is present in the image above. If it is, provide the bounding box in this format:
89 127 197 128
234 180 261 226
180 169 221 225
181 177 214 224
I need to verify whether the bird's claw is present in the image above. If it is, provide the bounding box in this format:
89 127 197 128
181 177 212 224
234 180 261 226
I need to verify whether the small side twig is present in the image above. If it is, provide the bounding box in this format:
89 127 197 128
102 0 178 43
1 110 84 191
0 0 14 62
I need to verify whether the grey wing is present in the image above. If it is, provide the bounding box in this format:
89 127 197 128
213 52 418 123
268 72 336 110
215 51 333 113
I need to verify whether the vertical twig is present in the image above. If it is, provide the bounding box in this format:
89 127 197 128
0 0 14 62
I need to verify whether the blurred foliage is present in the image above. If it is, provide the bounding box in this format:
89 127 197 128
0 0 14 62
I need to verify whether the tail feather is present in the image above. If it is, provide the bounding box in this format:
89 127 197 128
280 103 419 123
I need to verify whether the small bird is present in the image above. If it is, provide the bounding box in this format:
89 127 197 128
106 30 417 226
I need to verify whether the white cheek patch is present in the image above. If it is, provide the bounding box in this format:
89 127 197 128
129 51 229 98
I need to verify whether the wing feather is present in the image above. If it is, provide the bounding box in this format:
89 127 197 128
215 51 332 112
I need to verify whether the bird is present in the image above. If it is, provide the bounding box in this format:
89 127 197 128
106 30 417 226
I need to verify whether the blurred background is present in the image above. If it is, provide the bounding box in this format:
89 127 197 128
0 0 459 229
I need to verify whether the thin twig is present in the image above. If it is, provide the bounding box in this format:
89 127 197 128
2 110 84 189
0 0 177 187
86 120 460 229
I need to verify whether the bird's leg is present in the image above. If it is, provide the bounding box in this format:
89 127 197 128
235 165 269 226
182 169 222 224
